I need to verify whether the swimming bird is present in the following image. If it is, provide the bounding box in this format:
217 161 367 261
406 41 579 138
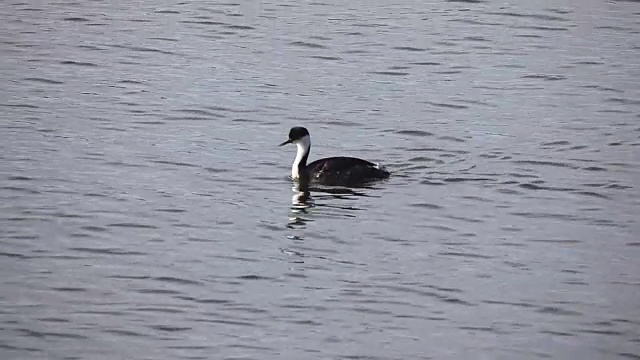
279 126 390 186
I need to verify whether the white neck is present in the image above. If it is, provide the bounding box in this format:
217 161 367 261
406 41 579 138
291 135 311 179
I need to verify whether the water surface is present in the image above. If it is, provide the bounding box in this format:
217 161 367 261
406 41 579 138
1 0 639 359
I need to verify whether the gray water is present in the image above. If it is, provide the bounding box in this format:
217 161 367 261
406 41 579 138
1 0 639 359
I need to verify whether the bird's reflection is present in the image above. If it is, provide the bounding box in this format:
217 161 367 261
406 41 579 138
288 180 313 229
291 182 312 208
283 180 383 264
287 179 379 229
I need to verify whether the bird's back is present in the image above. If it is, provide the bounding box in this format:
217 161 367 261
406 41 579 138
306 156 390 186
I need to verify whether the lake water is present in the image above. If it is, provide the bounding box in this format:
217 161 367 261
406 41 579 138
1 0 639 359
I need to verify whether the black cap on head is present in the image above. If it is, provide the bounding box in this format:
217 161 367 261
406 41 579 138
288 126 309 141
280 126 309 146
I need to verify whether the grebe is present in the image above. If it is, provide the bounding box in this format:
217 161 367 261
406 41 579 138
279 126 390 186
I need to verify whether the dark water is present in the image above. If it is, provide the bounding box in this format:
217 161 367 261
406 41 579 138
1 0 639 359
